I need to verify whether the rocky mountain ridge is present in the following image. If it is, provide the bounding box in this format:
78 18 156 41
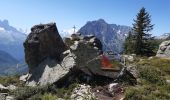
78 19 131 53
0 19 26 61
155 33 170 40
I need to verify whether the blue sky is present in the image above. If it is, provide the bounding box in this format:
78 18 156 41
0 0 170 36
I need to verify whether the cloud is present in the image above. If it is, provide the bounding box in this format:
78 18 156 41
61 28 78 37
0 27 5 32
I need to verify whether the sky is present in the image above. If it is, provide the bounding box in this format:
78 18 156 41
0 0 170 36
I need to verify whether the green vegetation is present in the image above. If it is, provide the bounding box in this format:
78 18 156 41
138 57 170 77
10 83 78 100
124 8 170 99
138 66 166 85
11 84 51 99
64 37 74 47
0 75 21 86
55 83 78 99
125 7 155 56
41 93 58 100
124 31 136 54
124 57 170 100
124 84 170 100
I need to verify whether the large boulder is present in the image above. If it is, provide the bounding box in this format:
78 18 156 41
24 23 70 86
24 23 67 69
156 40 170 58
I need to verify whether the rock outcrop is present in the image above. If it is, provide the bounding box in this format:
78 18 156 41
156 40 170 58
24 23 67 69
24 23 71 86
23 23 123 86
64 34 121 83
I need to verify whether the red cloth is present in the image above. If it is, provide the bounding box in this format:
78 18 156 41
101 55 112 68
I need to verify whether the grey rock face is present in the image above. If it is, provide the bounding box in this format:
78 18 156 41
24 23 67 69
78 19 131 53
65 34 121 81
156 40 170 58
24 23 71 86
26 51 75 86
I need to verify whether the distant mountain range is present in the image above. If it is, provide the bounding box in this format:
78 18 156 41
0 19 28 76
78 19 131 53
0 50 18 65
0 19 26 61
155 33 170 40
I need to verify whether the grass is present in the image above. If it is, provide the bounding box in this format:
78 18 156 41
55 83 78 99
124 57 170 100
138 57 170 72
0 75 21 86
41 93 58 100
10 85 56 100
11 83 78 100
138 66 166 85
124 84 170 100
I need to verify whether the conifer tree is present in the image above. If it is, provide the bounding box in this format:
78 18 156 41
124 31 135 54
132 7 154 56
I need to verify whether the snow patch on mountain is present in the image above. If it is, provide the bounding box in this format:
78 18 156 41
0 19 27 60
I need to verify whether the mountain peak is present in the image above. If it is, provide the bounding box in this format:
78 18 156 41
97 19 106 23
2 19 9 25
78 19 131 53
0 19 27 60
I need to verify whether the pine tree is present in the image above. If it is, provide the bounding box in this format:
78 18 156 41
132 7 154 56
124 31 135 54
